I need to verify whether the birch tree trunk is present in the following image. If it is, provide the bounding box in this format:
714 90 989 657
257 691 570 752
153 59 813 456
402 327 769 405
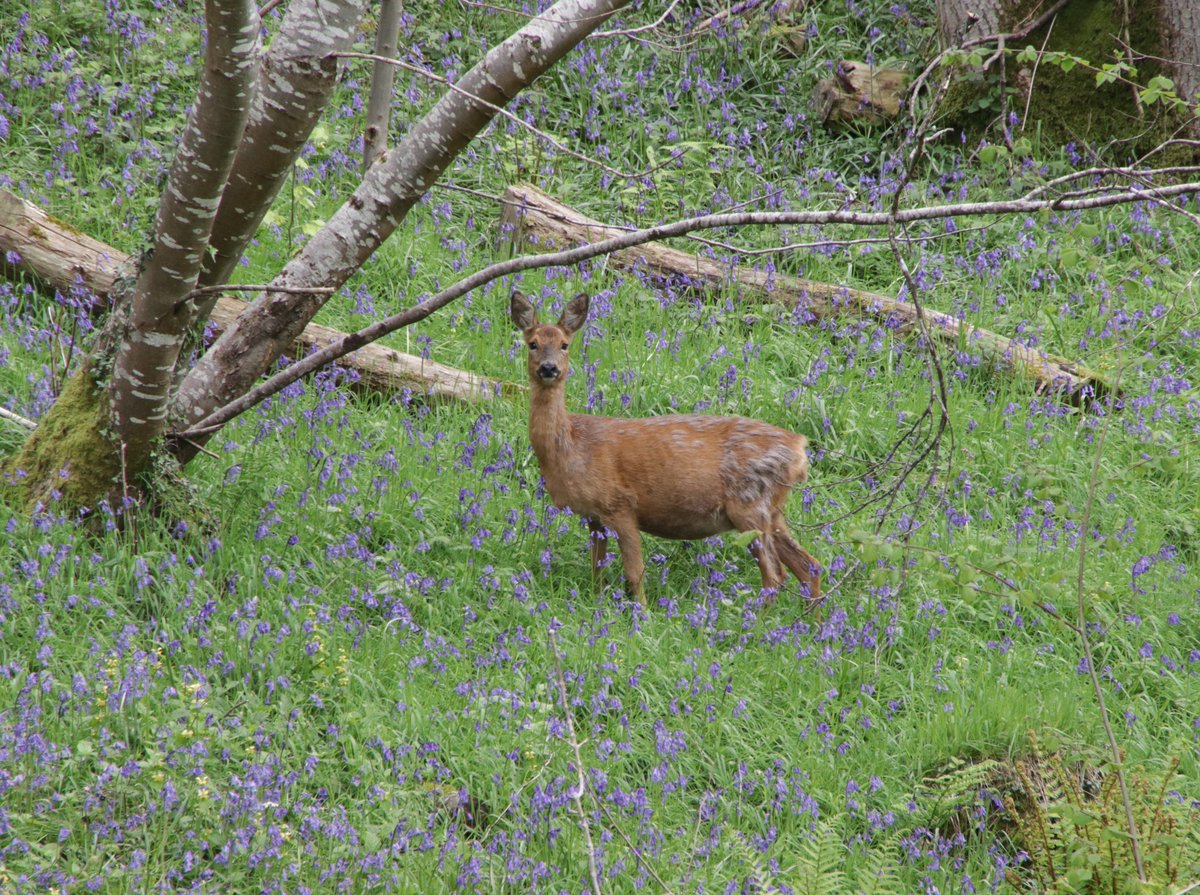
196 0 367 298
4 0 626 510
363 0 403 173
172 0 630 446
105 0 258 473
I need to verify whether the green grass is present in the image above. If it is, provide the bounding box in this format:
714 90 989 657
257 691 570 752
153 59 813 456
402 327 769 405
2 0 1199 891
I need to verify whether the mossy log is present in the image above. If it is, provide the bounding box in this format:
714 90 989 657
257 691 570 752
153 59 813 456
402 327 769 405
499 182 1111 399
814 61 910 127
0 189 512 407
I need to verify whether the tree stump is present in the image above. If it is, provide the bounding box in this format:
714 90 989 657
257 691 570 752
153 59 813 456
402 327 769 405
814 61 909 128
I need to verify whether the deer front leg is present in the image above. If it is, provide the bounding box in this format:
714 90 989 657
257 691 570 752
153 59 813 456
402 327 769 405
606 513 647 608
587 519 608 592
727 502 785 601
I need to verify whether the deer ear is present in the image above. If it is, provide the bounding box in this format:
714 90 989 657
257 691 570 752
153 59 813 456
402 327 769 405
558 292 590 335
510 291 536 331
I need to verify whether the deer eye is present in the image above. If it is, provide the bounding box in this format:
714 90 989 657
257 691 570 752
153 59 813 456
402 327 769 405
560 342 568 350
528 340 538 350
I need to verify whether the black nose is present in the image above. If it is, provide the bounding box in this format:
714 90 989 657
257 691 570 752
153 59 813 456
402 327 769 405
537 363 560 380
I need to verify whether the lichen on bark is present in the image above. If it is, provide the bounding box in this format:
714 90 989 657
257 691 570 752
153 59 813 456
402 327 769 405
2 364 123 513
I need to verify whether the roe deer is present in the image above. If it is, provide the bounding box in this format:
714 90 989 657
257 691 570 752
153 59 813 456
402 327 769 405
512 291 821 608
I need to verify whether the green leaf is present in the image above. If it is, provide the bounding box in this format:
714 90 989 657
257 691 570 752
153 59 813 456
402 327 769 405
979 145 1008 165
729 529 762 549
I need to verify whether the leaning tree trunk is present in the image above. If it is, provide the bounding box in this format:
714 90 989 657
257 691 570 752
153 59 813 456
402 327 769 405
171 0 631 452
933 0 1199 150
4 0 628 512
5 0 259 511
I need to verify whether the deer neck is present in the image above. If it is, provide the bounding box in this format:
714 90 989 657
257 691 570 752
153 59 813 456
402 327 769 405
528 381 573 469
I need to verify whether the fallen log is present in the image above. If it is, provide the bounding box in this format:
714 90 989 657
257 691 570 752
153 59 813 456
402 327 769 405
0 189 515 407
499 182 1111 399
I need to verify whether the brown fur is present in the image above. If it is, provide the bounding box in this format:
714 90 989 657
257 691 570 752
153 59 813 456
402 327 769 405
512 291 821 608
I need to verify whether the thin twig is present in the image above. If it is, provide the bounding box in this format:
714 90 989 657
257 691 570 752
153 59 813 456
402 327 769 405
188 284 337 297
548 629 604 895
690 0 766 35
1118 0 1142 117
594 0 682 37
336 51 679 183
1019 10 1057 134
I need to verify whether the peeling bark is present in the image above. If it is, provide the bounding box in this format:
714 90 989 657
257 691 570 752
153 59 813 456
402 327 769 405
173 0 630 435
107 0 259 475
198 0 368 296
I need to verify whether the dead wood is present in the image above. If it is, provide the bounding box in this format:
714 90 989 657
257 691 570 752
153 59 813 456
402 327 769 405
814 61 910 127
0 189 514 406
498 182 1111 399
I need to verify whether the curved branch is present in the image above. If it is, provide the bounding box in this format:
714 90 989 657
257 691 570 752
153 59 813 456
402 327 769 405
173 177 1199 440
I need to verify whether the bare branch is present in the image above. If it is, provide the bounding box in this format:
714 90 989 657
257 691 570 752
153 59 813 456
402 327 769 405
187 284 337 298
0 406 37 430
173 176 1199 439
594 0 682 37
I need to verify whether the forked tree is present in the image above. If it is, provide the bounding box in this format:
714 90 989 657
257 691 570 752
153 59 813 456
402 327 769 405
4 0 628 512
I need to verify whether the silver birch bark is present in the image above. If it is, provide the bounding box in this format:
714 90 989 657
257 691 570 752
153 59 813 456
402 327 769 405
196 0 368 298
107 0 259 471
363 0 403 173
171 0 630 436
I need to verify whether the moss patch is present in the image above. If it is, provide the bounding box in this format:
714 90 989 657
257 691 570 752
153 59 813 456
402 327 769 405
939 0 1193 159
2 364 122 512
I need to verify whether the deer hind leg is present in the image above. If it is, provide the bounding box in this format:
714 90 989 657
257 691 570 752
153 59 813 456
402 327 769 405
605 513 647 608
770 508 822 603
726 502 785 597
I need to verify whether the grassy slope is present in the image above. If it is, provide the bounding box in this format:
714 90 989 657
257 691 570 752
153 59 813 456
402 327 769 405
0 0 1197 892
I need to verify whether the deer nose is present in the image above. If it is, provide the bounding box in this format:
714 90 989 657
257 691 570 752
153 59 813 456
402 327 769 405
537 362 560 380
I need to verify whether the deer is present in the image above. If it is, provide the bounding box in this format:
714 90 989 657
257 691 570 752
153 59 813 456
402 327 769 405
512 290 821 609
